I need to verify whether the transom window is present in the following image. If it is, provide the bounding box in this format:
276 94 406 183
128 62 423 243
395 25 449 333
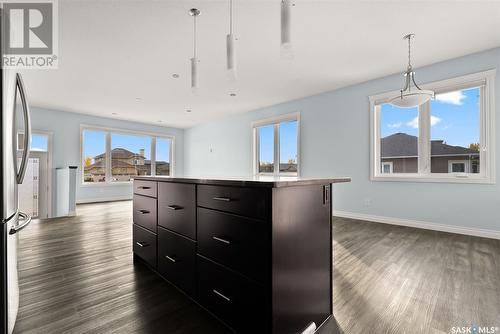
253 113 300 176
81 126 174 184
370 70 495 183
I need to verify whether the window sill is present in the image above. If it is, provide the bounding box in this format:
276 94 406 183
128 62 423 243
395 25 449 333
371 174 495 184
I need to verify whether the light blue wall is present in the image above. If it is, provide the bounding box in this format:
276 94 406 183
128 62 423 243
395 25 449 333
30 107 184 213
184 47 500 232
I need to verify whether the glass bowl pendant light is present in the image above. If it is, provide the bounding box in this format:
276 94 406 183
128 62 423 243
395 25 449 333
390 34 434 108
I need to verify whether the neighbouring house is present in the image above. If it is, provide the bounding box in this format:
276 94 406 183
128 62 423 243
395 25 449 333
84 148 170 182
381 133 479 174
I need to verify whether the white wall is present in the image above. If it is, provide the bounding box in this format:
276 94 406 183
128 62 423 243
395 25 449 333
184 47 500 233
29 107 184 214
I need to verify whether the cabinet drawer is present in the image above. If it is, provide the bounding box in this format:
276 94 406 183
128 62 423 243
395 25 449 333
197 256 268 333
157 227 196 296
133 224 157 268
134 180 157 198
133 194 157 232
158 183 196 239
197 208 269 282
197 185 269 220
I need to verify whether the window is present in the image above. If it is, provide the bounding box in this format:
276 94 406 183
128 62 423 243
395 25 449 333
81 126 174 184
17 133 49 151
370 70 495 183
381 162 393 174
111 133 152 182
253 113 299 176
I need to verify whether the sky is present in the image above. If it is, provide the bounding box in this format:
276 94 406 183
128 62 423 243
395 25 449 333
83 131 170 163
381 87 480 148
259 120 298 164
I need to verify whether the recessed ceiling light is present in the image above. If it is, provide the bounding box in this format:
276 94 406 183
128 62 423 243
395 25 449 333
229 93 236 97
172 73 180 78
135 97 142 102
186 109 192 113
157 120 163 123
112 112 118 115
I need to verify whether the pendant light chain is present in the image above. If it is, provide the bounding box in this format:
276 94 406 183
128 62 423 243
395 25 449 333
407 35 412 70
193 13 197 59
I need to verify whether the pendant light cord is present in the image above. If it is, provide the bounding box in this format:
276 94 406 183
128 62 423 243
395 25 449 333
193 14 197 58
229 0 233 34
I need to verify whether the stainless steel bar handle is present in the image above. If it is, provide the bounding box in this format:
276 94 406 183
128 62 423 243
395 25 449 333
212 236 231 245
212 289 231 302
212 197 232 202
16 73 32 185
136 241 149 247
138 210 150 214
167 205 183 211
165 255 176 263
10 211 32 235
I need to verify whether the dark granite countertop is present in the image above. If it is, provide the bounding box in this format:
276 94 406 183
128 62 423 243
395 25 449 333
134 176 351 188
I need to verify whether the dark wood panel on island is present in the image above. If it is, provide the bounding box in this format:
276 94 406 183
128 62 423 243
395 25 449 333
132 176 350 334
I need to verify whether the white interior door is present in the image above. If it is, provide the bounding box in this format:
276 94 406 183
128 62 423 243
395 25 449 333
18 151 48 219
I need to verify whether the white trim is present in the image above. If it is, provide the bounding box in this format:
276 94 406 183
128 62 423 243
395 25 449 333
76 195 132 204
251 112 300 177
333 210 500 240
370 69 496 184
80 124 176 186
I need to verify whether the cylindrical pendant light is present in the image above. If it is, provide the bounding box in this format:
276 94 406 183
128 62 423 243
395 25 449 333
226 0 236 80
189 8 200 94
280 0 293 59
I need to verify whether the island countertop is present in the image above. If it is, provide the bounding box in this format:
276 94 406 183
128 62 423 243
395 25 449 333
133 175 351 188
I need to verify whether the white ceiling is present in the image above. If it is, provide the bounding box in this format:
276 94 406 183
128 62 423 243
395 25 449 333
22 0 500 128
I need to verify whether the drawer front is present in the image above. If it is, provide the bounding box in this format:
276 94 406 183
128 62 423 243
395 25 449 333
133 194 157 232
133 180 157 198
133 224 157 268
197 208 269 282
197 256 268 333
158 183 196 239
197 185 269 220
157 227 196 296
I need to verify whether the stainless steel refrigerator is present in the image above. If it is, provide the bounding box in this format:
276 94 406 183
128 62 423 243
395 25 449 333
1 61 33 334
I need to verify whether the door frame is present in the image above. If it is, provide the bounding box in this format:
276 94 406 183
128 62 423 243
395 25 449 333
17 129 53 218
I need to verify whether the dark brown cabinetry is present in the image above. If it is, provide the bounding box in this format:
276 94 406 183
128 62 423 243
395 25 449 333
132 177 350 334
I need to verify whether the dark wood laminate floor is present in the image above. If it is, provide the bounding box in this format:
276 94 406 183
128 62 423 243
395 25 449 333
333 217 500 334
13 201 500 334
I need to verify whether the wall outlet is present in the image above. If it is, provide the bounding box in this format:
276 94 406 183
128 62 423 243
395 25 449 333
364 198 371 206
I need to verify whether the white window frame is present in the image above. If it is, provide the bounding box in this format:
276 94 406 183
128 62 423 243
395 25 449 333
80 124 175 186
448 160 468 174
381 161 393 174
252 112 300 177
369 70 496 184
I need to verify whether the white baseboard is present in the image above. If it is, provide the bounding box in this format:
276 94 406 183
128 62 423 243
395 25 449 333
333 210 500 240
76 195 132 204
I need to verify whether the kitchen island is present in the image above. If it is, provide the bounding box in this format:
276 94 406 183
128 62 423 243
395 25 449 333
132 176 350 334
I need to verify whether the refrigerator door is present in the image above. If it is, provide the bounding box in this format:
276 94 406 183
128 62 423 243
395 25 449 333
5 214 19 334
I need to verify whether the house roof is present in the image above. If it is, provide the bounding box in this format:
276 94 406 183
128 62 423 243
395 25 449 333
85 159 170 170
94 148 144 159
381 133 479 158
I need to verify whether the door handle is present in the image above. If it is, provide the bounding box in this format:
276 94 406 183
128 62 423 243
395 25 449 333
212 197 232 202
136 241 149 248
167 205 183 211
16 73 32 185
10 211 32 235
138 186 151 189
212 236 231 245
212 289 231 302
165 255 176 263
